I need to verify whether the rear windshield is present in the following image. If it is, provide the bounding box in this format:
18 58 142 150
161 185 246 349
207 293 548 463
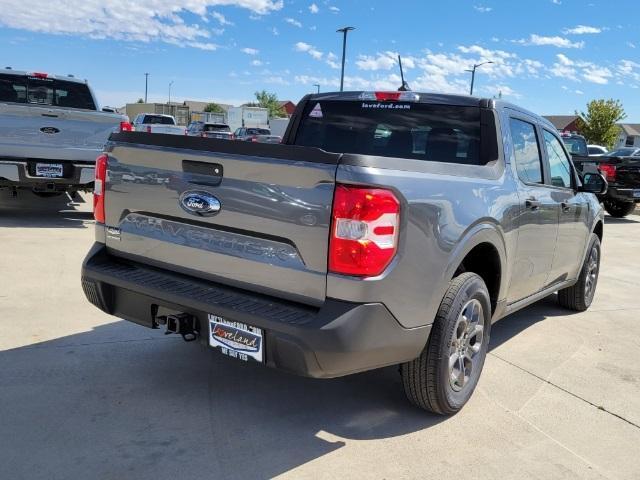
294 100 483 164
0 74 96 110
606 148 639 157
561 137 588 156
204 124 230 132
247 128 270 135
143 115 175 125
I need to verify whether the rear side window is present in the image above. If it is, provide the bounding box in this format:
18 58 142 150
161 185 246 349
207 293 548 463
510 118 543 184
294 100 484 164
543 131 573 188
0 74 95 110
143 115 174 125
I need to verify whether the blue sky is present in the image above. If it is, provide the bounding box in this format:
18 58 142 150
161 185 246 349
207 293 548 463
1 0 639 119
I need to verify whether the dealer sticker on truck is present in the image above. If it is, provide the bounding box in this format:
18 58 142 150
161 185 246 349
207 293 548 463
208 314 263 362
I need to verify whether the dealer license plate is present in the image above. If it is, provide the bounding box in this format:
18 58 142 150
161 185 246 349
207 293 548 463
208 314 263 362
35 163 63 177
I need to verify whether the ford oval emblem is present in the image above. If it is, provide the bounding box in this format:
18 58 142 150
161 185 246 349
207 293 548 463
179 191 221 217
40 126 60 135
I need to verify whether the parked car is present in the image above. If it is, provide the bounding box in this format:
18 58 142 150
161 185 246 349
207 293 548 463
132 114 184 135
562 134 640 217
186 121 232 140
588 144 608 156
0 68 129 197
82 91 606 414
232 127 281 143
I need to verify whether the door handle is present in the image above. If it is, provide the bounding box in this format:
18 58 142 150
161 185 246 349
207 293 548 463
525 198 540 211
561 202 572 213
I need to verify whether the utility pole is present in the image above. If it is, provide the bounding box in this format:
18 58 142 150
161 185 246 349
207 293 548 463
144 73 149 103
313 84 320 94
168 81 174 116
465 61 493 96
336 26 355 92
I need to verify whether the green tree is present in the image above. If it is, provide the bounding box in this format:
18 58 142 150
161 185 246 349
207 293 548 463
575 99 626 149
253 90 285 118
203 102 224 113
136 98 145 103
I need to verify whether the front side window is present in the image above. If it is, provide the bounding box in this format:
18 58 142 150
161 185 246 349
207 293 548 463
510 118 543 184
543 131 573 188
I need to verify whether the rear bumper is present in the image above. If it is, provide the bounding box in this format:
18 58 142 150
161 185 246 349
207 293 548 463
607 187 640 203
81 243 430 378
0 159 95 190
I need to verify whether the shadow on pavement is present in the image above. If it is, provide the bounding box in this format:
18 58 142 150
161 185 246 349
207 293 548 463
0 190 93 229
604 214 639 224
0 321 445 480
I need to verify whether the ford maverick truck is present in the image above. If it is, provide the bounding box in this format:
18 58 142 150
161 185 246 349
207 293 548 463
82 91 606 414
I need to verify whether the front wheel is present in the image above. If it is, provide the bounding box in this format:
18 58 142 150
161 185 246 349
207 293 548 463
401 272 491 415
558 234 601 312
603 199 635 218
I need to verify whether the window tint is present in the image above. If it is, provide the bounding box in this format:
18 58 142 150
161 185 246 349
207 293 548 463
247 128 270 135
510 118 543 184
204 124 230 132
0 74 95 110
294 100 485 164
143 115 174 125
544 131 573 188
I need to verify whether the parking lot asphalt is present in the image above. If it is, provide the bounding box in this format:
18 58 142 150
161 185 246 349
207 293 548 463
1 191 639 480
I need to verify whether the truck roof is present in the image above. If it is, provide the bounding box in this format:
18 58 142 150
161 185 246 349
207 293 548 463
306 91 556 134
0 68 87 84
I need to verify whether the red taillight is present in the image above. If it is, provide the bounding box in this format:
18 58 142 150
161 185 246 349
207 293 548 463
375 91 402 101
251 135 258 142
31 72 48 79
599 163 616 182
119 121 132 132
329 185 400 277
93 154 108 224
146 126 152 133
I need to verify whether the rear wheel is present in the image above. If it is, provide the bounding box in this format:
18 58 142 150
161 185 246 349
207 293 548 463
603 199 635 218
558 234 601 312
401 272 491 415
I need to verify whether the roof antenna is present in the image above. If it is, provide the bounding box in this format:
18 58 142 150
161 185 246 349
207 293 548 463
398 55 411 91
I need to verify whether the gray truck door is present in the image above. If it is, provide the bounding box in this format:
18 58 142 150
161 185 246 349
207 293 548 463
541 129 590 283
506 116 559 303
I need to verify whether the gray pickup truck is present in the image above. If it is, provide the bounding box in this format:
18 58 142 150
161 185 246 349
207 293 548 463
0 68 128 197
82 91 607 414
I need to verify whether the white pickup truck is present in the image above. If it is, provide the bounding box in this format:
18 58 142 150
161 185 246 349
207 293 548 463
132 114 184 135
0 68 129 197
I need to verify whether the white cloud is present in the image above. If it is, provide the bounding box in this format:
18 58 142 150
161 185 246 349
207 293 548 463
241 47 259 55
582 66 612 84
211 11 233 26
295 41 323 59
356 52 398 71
329 6 340 13
271 27 279 35
549 53 612 84
284 17 302 27
309 3 319 13
627 41 636 49
551 0 561 4
473 5 492 12
575 89 584 94
563 25 602 35
251 59 263 66
0 0 283 49
326 52 340 69
519 34 584 49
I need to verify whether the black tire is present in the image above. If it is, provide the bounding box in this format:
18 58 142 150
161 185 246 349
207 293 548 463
603 199 635 218
401 272 491 415
558 234 601 312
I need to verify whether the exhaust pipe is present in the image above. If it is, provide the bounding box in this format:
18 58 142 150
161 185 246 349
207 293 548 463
156 313 198 342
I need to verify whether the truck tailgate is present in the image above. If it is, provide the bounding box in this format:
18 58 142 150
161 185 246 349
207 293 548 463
103 132 340 306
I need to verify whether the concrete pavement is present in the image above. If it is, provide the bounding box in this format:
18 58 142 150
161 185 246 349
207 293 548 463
0 191 639 480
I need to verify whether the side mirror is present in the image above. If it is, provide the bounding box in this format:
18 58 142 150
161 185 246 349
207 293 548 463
579 172 608 195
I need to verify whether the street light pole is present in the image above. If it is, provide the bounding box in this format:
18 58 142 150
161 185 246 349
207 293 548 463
336 26 355 92
313 84 320 94
465 61 493 96
168 81 174 105
144 73 149 103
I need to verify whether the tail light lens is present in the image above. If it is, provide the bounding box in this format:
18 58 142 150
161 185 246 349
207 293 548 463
599 163 616 182
329 185 400 277
94 154 108 224
251 135 258 142
119 121 132 132
146 126 152 133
